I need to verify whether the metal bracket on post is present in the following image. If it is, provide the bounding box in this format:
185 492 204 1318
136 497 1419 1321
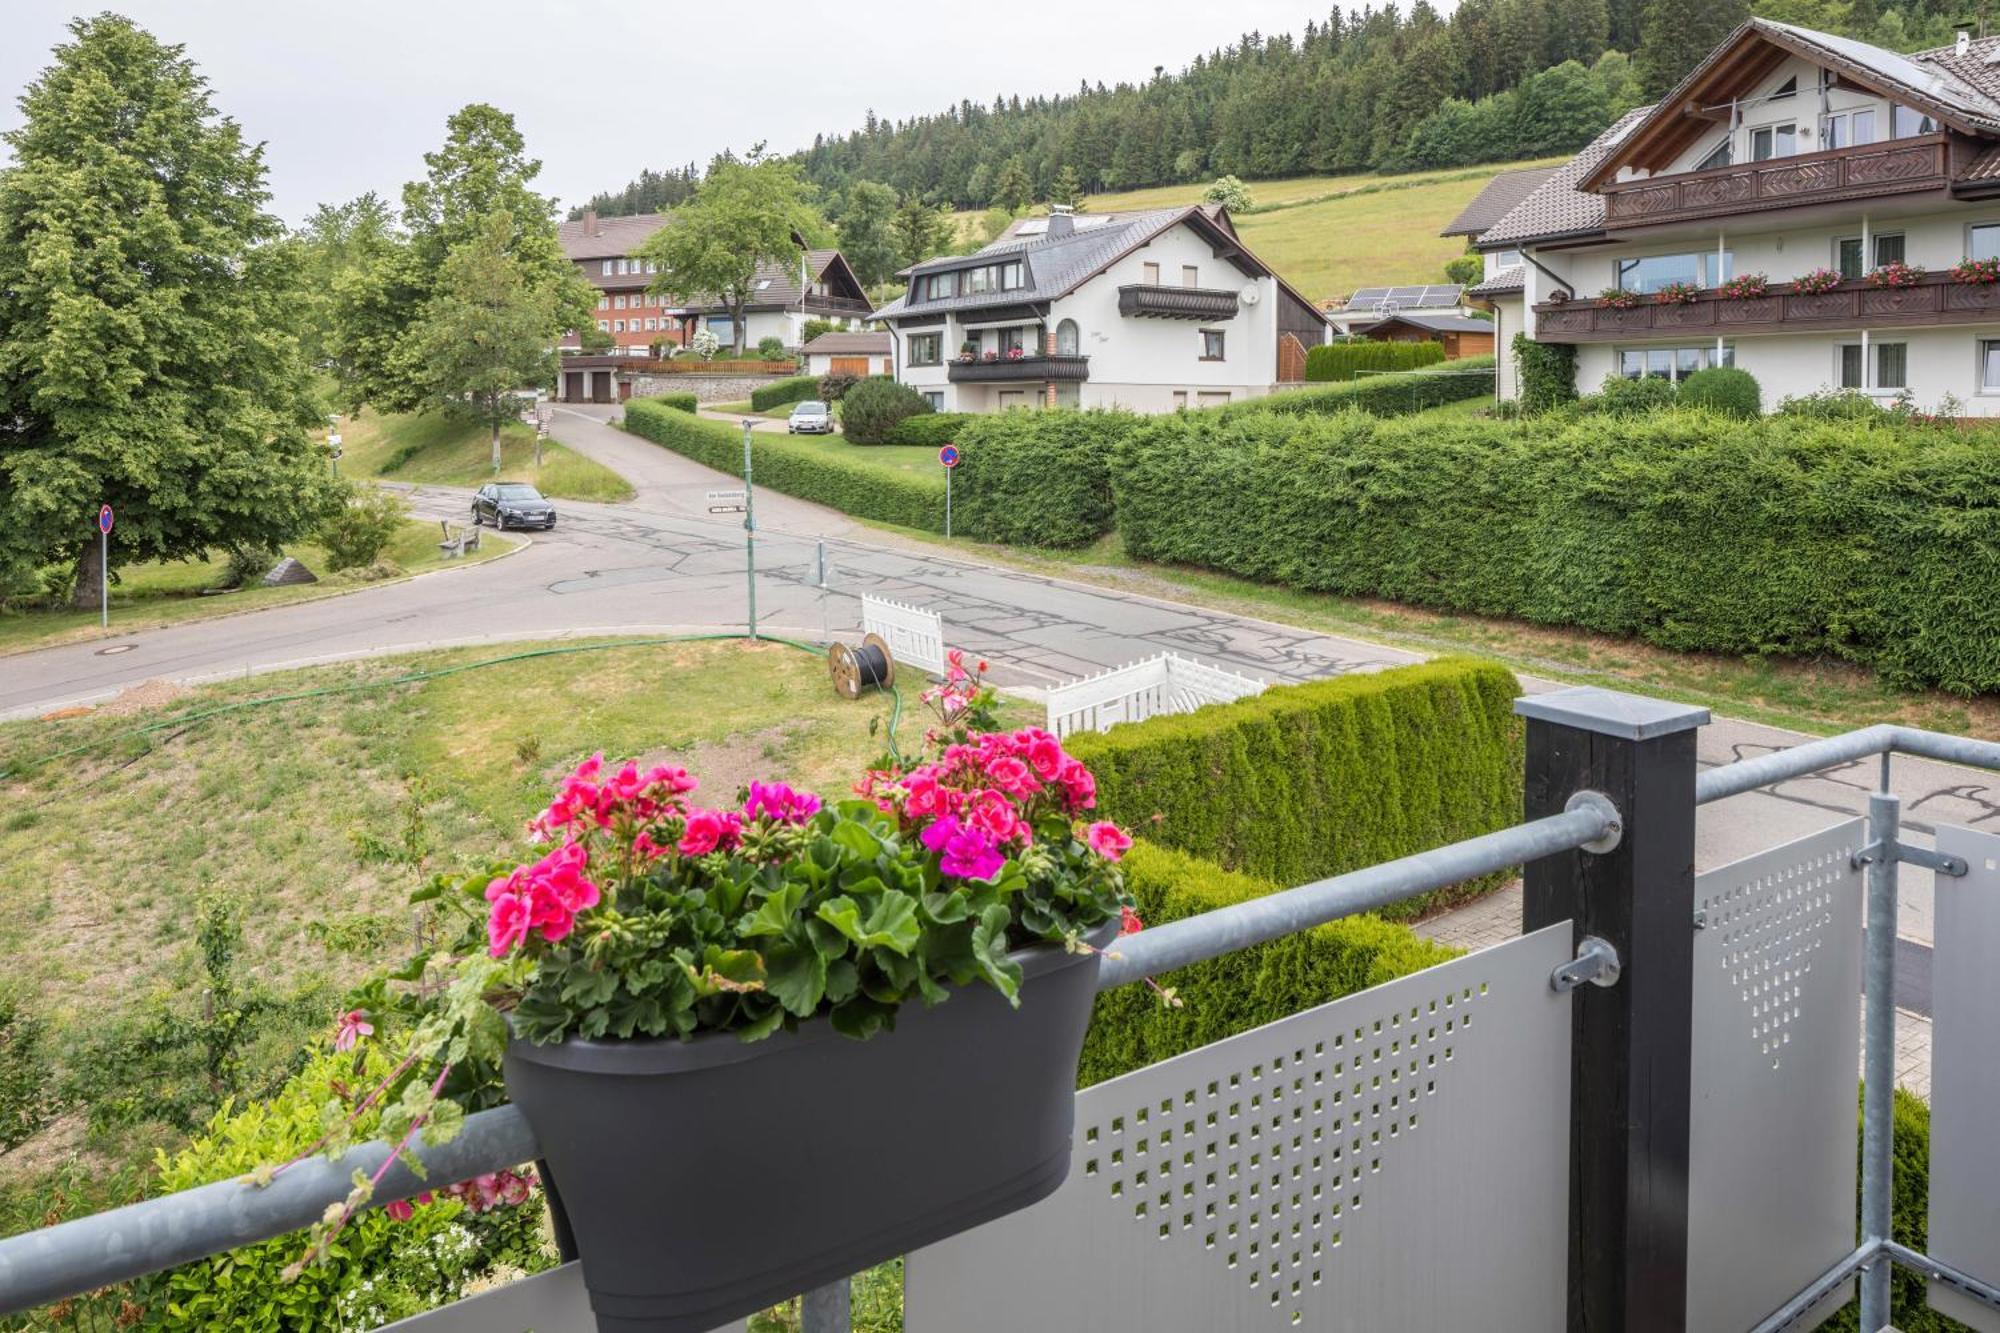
1853 841 1968 877
1551 936 1622 993
1566 790 1624 854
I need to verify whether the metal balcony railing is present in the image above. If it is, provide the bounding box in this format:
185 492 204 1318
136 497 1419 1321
9 705 2000 1332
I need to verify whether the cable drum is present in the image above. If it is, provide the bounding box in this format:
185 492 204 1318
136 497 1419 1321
828 634 895 700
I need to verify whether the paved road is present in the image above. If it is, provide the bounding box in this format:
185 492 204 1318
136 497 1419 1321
6 403 1993 966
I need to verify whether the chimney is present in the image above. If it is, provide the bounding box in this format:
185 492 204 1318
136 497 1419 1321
583 208 600 237
1046 204 1075 240
1957 25 1973 55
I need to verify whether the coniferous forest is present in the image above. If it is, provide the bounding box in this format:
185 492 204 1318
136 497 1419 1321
579 0 1985 217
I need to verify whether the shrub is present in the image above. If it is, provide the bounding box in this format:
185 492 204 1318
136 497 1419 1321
756 335 789 359
1239 357 1494 419
1822 1087 1967 1333
625 398 945 531
143 1046 546 1330
749 375 818 412
1066 659 1522 917
1202 174 1254 211
1679 366 1761 418
952 409 1139 548
0 986 57 1152
1109 405 2000 693
1779 387 1886 421
650 391 697 414
1583 373 1678 415
222 543 281 588
882 411 975 447
1078 844 1457 1086
1514 334 1577 412
841 375 932 444
818 371 860 402
1304 339 1446 382
315 483 407 572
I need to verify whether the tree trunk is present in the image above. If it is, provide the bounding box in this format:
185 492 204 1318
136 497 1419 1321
491 420 503 475
733 298 747 358
70 536 105 612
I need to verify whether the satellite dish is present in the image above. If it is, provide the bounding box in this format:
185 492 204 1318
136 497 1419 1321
1239 283 1261 305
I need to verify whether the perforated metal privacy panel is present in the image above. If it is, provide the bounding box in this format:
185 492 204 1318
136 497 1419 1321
903 924 1573 1331
1928 824 2000 1332
1688 818 1864 1332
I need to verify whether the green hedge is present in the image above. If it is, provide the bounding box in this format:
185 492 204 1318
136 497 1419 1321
1824 1087 1968 1332
1232 357 1495 419
1111 406 2000 693
1513 334 1577 412
841 376 932 444
1078 843 1458 1086
952 409 1140 549
624 398 945 532
881 412 975 447
749 376 818 412
649 392 697 414
1066 658 1522 917
1305 339 1447 382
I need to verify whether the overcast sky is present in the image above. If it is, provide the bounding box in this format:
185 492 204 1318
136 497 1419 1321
1 1 1373 226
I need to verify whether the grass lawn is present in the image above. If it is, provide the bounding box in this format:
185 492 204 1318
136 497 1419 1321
337 407 633 502
0 638 1010 1232
0 519 516 657
784 432 942 480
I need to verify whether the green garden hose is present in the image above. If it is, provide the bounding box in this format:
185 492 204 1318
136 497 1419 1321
0 632 906 781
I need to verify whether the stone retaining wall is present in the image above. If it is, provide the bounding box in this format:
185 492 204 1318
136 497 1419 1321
628 372 796 404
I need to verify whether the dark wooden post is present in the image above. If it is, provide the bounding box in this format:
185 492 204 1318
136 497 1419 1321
1518 688 1708 1333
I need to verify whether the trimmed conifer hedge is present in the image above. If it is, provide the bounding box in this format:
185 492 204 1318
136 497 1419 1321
952 409 1141 548
1234 357 1495 418
1065 658 1523 917
650 392 697 414
624 397 945 531
1078 842 1458 1086
1111 406 2000 694
1305 339 1447 382
748 375 818 412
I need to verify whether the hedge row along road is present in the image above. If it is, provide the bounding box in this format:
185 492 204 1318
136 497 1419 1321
0 402 1970 986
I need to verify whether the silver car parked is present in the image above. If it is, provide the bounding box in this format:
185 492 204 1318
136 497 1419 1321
787 400 834 435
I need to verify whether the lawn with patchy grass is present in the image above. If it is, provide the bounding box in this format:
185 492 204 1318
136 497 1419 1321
336 407 633 502
0 519 516 656
0 638 985 1231
708 400 798 419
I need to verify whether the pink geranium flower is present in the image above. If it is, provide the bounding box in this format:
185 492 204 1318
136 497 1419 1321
985 755 1038 798
1085 821 1133 861
1120 905 1145 935
743 780 822 825
678 807 744 856
920 815 1006 881
333 1009 373 1052
487 892 532 957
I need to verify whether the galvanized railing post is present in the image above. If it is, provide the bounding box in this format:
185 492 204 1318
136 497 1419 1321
1518 687 1709 1333
1858 788 1901 1332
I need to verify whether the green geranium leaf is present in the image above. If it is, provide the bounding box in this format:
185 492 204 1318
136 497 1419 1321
971 903 1023 1005
815 890 922 955
829 821 884 861
737 1005 786 1042
738 881 806 938
830 995 896 1041
825 957 860 1004
697 946 767 994
920 890 972 925
765 935 829 1016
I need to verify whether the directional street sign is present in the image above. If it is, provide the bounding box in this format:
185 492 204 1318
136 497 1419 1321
706 487 748 515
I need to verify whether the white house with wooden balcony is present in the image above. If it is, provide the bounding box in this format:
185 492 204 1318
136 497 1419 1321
1470 19 2000 411
868 205 1329 414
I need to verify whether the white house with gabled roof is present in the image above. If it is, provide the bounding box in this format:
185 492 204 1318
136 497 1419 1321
869 205 1329 414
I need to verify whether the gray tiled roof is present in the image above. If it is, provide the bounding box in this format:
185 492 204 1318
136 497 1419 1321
871 208 1197 321
1355 312 1496 334
558 213 669 261
1474 107 1654 248
802 331 891 355
1440 167 1560 238
674 250 865 315
1467 265 1526 298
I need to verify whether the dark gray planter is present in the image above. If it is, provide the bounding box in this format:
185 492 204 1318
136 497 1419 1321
502 928 1111 1332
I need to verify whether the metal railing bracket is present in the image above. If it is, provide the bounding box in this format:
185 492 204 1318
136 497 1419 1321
1565 790 1623 854
1851 841 1967 877
1551 936 1622 993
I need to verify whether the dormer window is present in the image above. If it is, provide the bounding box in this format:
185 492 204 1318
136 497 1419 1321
922 272 957 301
1696 138 1733 171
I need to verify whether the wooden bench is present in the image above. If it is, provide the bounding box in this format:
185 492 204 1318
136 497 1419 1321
437 520 483 558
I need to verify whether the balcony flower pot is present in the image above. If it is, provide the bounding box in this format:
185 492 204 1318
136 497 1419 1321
505 919 1115 1332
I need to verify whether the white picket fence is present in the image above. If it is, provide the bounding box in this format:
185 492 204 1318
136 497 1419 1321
1045 653 1267 739
860 594 946 676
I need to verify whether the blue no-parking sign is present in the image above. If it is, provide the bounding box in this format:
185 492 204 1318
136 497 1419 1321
98 504 114 534
938 444 960 469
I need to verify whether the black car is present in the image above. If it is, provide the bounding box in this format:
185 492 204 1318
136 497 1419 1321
473 482 557 530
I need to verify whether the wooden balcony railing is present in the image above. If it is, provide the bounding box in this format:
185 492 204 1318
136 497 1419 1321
1117 284 1242 320
1601 134 1951 228
947 353 1091 383
1533 270 2000 342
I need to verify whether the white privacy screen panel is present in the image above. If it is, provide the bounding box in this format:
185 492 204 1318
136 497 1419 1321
1928 824 2000 1332
1688 818 1864 1332
905 924 1573 1331
859 594 945 675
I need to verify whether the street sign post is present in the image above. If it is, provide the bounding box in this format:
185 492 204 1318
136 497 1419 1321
938 444 959 538
742 421 757 640
705 488 748 514
327 431 343 475
96 505 113 628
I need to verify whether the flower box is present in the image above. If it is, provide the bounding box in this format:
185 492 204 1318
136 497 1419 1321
507 921 1113 1331
1791 267 1843 295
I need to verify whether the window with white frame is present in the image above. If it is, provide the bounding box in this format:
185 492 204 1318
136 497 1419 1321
644 318 657 332
922 272 956 300
1617 344 1734 381
613 320 625 333
1837 341 1906 390
1055 318 1080 355
614 294 627 309
1182 264 1200 286
1820 108 1877 149
1200 329 1225 360
1751 124 1797 161
1970 222 2000 262
1695 138 1733 171
1615 251 1731 293
908 332 943 365
1982 340 2000 391
923 391 945 411
1836 232 1904 279
1492 248 1523 270
598 296 609 310
602 260 613 275
597 320 609 332
1142 262 1162 286
1893 105 1940 138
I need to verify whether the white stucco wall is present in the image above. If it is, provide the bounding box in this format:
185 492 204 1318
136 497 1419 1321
1490 294 1525 401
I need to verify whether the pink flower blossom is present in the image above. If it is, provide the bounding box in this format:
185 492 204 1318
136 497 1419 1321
1058 759 1097 811
383 1191 431 1223
967 789 1025 845
1025 732 1067 780
333 1009 373 1052
920 815 1006 881
985 755 1038 798
1085 821 1133 861
1120 905 1145 935
678 807 744 856
743 780 822 825
487 892 532 957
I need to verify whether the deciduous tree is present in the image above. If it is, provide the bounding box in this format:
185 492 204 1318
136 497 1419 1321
0 16 337 605
835 180 900 287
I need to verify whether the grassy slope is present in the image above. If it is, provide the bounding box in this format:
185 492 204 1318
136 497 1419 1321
0 519 515 657
952 158 1566 304
337 408 634 502
0 640 1014 1204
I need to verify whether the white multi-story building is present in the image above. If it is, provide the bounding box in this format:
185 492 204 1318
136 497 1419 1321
1471 19 2000 412
869 205 1329 414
